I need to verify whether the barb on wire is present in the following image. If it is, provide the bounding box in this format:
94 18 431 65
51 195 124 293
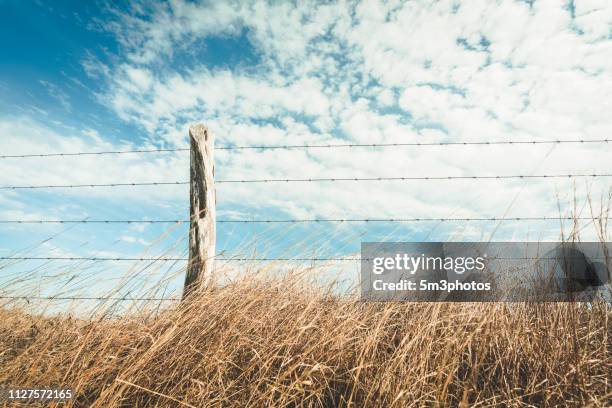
2 173 611 190
1 138 610 158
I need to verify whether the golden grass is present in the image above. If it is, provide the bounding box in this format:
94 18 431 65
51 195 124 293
0 272 610 407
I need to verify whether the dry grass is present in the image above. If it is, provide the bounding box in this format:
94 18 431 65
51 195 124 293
0 271 610 407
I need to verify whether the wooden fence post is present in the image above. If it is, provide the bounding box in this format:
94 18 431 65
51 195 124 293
183 124 216 299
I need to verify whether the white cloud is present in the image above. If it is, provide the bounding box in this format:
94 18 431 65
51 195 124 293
4 0 611 243
398 85 467 123
76 0 612 236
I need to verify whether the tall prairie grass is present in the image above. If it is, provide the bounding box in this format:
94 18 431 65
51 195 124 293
0 270 610 407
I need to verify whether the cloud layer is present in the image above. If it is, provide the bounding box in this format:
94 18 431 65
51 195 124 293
3 0 611 244
92 0 611 228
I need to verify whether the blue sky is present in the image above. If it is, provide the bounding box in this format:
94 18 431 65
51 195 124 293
1 0 611 301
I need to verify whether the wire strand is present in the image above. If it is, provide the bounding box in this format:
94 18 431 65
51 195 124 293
0 256 357 261
0 256 187 261
216 174 612 184
2 173 611 190
1 255 601 262
1 138 609 158
0 256 360 262
0 216 600 224
0 148 189 159
0 181 188 190
0 295 179 301
217 138 612 150
0 220 189 224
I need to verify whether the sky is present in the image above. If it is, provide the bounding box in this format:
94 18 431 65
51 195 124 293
0 0 611 302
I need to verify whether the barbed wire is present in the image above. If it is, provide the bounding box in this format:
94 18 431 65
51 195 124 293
0 295 179 301
0 216 602 224
217 138 612 150
0 256 357 262
216 174 612 183
2 173 611 190
1 255 604 262
219 216 599 223
3 137 609 304
0 181 188 190
0 220 189 224
0 148 189 159
0 256 187 261
1 138 610 158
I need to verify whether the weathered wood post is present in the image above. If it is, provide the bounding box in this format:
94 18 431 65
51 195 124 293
183 124 216 299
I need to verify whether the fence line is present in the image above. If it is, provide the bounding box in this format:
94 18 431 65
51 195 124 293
2 123 611 302
1 138 610 158
2 173 611 190
0 216 602 224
